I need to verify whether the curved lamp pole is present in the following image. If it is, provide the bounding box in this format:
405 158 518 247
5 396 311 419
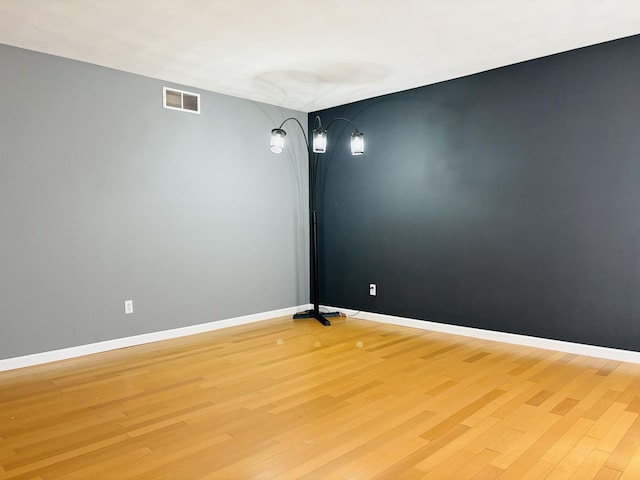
270 115 364 326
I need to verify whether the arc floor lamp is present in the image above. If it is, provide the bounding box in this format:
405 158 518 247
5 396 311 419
270 115 364 326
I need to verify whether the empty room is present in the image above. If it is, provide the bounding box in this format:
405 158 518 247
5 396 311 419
3 1 640 478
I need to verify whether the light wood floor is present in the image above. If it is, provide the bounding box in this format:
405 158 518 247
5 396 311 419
1 316 640 479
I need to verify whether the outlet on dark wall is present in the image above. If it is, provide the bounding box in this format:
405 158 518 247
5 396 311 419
312 34 640 351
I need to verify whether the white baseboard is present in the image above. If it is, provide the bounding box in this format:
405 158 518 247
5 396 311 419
0 305 312 373
7 304 638 372
326 306 640 364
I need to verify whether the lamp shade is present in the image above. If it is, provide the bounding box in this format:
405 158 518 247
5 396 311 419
270 128 286 154
351 130 364 155
313 129 327 153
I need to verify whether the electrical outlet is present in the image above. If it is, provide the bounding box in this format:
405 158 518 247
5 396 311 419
369 284 377 296
124 300 134 314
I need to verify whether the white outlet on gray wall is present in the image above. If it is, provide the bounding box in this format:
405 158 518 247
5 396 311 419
124 300 134 314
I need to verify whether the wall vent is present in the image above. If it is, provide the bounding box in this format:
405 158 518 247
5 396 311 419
163 87 200 114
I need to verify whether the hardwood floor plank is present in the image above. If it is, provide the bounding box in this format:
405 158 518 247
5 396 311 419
471 464 504 479
605 416 640 471
2 316 640 478
568 447 610 479
520 417 594 480
595 410 638 453
618 444 640 480
545 435 599 480
594 465 623 480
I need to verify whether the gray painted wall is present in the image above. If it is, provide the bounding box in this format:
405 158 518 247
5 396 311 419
0 44 309 359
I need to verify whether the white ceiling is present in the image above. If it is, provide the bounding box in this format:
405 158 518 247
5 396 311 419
1 1 639 112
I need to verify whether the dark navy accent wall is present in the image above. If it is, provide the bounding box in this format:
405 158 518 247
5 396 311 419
312 34 640 351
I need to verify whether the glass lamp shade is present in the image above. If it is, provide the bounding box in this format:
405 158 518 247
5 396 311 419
312 129 327 153
351 131 364 155
270 128 287 154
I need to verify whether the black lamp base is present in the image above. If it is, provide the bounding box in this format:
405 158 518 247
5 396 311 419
293 309 342 326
